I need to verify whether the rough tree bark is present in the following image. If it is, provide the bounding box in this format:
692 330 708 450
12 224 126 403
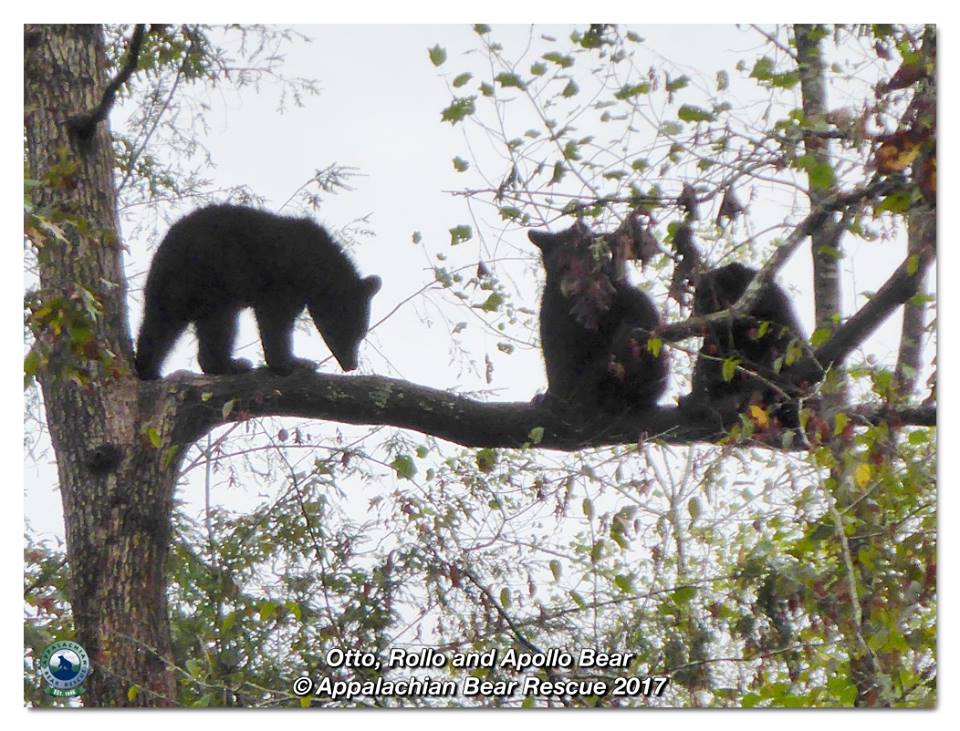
25 24 182 707
24 24 935 707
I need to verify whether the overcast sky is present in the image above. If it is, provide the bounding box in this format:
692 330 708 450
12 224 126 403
22 21 934 550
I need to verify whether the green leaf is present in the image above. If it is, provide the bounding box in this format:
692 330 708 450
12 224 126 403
452 72 472 88
475 448 497 473
127 685 140 702
258 599 277 621
391 454 417 480
660 121 683 136
908 430 930 445
427 45 447 66
479 292 503 312
614 574 633 593
499 587 511 607
452 156 470 172
222 399 235 419
721 357 739 383
449 224 473 245
806 522 834 542
528 426 544 444
549 161 566 185
542 52 574 68
161 444 181 470
474 24 491 35
666 75 690 92
495 72 524 89
716 70 729 91
590 540 603 564
582 498 594 519
873 190 913 213
222 611 237 634
562 141 581 161
678 104 715 123
833 411 849 437
562 79 579 97
907 254 920 275
440 96 476 125
750 56 775 81
23 349 39 386
428 45 447 67
614 83 651 100
530 61 547 76
146 427 162 449
671 586 697 604
549 560 562 581
412 231 422 244
811 326 832 347
499 206 522 221
809 161 835 191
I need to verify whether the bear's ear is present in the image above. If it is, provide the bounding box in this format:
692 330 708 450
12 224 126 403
527 229 558 253
363 275 382 297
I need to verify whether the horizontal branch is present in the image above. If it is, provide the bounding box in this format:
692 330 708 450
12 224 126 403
160 369 933 452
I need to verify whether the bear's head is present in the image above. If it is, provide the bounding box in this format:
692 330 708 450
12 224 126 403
308 274 382 371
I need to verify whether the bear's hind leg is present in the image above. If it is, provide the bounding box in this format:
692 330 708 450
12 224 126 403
135 313 188 380
195 308 252 375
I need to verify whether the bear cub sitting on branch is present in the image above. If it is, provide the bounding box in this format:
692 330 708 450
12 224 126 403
688 262 821 431
529 222 668 413
135 204 381 380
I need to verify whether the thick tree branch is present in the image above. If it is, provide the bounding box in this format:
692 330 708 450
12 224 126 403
67 24 146 149
156 368 933 452
780 236 936 385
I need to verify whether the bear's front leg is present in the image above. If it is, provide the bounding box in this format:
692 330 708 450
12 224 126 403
255 304 317 376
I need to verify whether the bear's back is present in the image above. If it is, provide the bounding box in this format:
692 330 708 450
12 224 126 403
143 205 348 313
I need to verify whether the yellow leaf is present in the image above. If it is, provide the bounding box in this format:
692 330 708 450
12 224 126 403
749 405 769 427
855 463 872 488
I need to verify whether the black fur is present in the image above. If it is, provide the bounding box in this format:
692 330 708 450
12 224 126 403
529 224 668 413
687 263 818 428
135 204 381 380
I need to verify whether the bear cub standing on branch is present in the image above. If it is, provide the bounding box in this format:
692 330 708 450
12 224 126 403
688 262 821 429
529 223 668 413
135 204 382 380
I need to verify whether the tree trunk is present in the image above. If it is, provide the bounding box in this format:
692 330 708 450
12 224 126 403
25 24 181 707
795 24 849 411
794 24 881 706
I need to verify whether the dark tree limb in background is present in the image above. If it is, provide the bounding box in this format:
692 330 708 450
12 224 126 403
67 24 146 150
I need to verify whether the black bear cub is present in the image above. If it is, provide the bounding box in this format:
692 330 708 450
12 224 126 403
135 204 381 380
688 262 820 429
529 223 668 413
